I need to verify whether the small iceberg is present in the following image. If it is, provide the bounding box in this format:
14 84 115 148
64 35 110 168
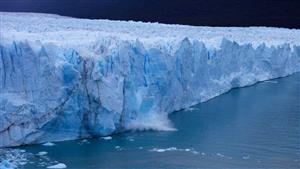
37 151 48 156
101 136 112 140
127 137 135 142
184 107 198 112
78 139 90 145
114 146 124 151
47 163 67 169
43 142 55 146
242 156 250 160
216 153 225 158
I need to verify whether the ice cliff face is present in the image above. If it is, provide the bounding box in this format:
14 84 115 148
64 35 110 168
0 13 300 147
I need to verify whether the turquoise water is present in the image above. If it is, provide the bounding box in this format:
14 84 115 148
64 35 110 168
5 73 300 169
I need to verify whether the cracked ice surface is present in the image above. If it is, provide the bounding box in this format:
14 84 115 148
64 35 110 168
0 12 300 147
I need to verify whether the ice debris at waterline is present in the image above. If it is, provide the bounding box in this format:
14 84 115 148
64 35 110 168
0 149 30 169
0 160 16 169
0 12 300 147
43 142 55 146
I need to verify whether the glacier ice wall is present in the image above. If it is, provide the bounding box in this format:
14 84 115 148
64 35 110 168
0 13 300 147
1 38 299 147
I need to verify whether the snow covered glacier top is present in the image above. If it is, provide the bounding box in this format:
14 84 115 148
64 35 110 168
1 12 300 52
0 12 300 148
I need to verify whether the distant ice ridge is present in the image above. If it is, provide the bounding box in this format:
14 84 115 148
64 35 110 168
0 12 300 147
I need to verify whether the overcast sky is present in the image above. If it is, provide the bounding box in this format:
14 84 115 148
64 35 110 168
0 0 299 28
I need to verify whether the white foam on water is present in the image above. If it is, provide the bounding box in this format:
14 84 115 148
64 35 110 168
149 147 198 154
151 148 166 152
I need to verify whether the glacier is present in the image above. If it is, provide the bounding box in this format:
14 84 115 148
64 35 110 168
0 12 300 147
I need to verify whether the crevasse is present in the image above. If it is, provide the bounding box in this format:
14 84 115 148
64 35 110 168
0 13 299 147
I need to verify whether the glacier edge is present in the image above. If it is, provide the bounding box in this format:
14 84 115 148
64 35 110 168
1 37 299 147
1 13 300 147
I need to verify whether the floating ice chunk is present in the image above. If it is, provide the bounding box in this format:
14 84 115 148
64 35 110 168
127 138 135 142
43 142 55 146
184 107 198 112
102 136 112 140
114 146 124 151
47 163 67 169
264 80 278 84
242 156 250 160
19 161 27 166
38 162 47 166
0 149 31 168
0 160 17 169
216 153 225 157
78 139 90 145
37 151 48 156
